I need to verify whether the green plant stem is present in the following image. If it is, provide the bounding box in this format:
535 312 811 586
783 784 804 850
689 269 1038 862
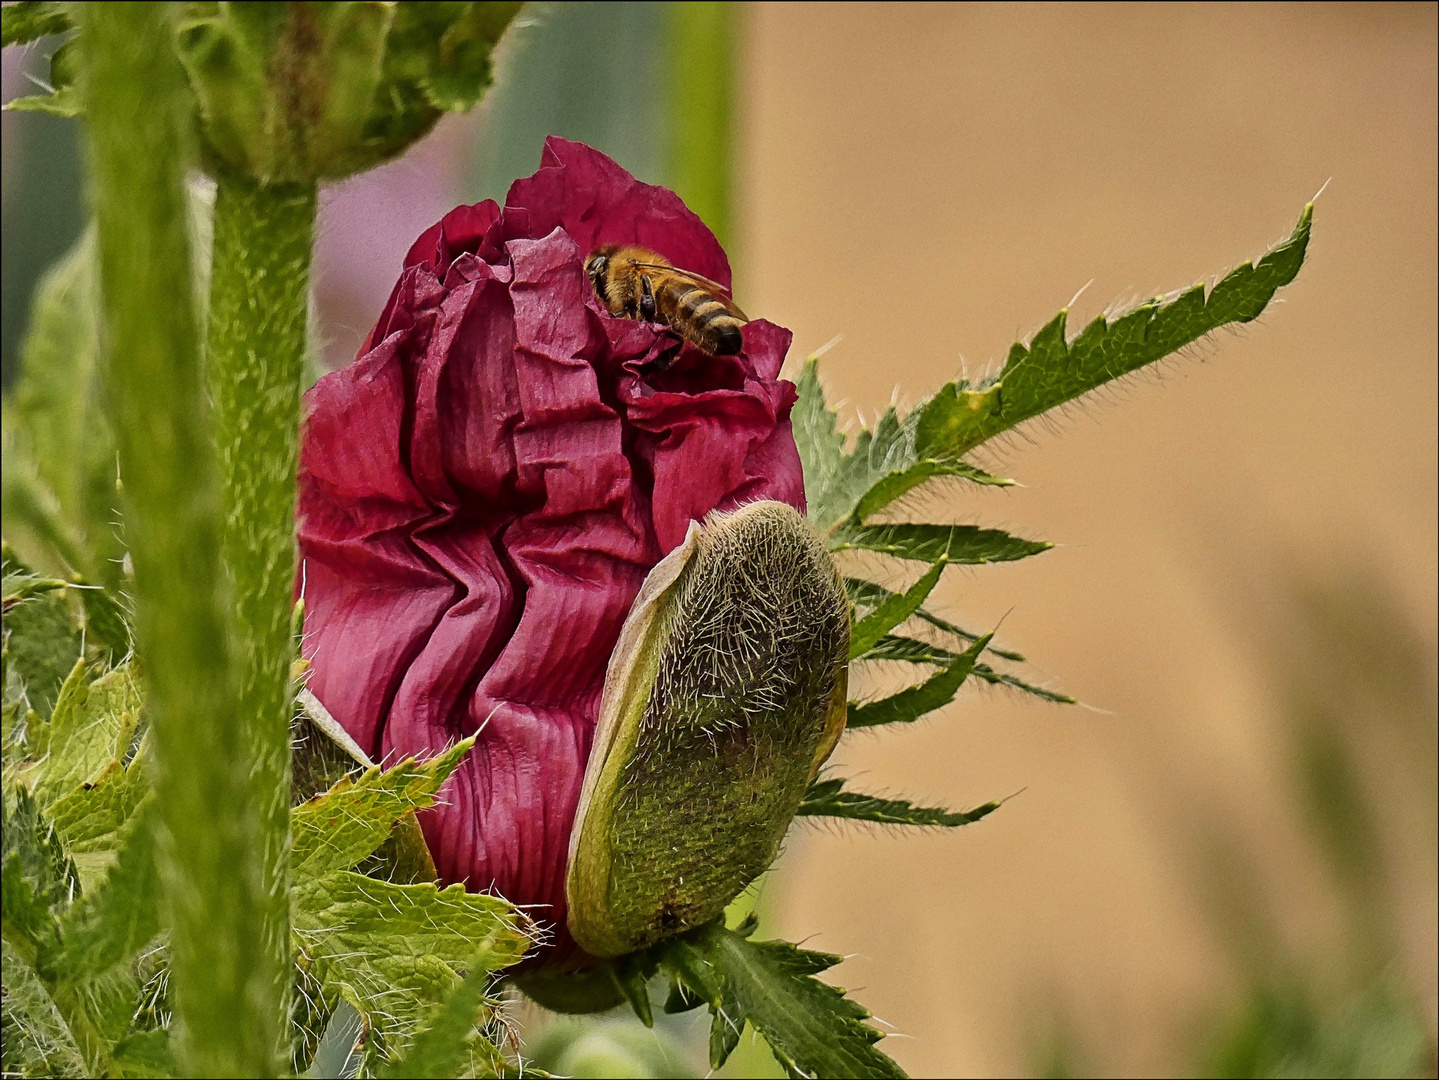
668 0 734 248
206 169 315 1065
76 4 281 1076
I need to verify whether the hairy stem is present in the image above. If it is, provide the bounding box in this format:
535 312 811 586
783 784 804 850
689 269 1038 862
207 170 316 1063
76 5 281 1075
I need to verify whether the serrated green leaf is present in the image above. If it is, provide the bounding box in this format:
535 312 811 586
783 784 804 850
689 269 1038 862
858 634 960 666
849 562 945 659
662 921 905 1079
796 209 1310 541
111 1028 178 1078
971 663 1076 704
0 1 72 46
1 936 86 1078
854 634 1074 704
54 797 160 983
2 86 84 117
797 777 1000 827
2 571 68 609
794 359 1015 533
49 752 149 895
809 404 919 531
833 522 1050 565
846 578 1026 662
664 976 707 1015
49 754 147 855
916 206 1313 456
35 662 141 809
291 738 474 880
78 585 131 660
1 786 72 973
847 633 990 729
711 999 744 1070
375 959 506 1080
852 458 1013 524
8 229 126 594
795 362 1014 533
291 871 530 1043
1 588 82 721
613 953 655 1028
792 359 849 519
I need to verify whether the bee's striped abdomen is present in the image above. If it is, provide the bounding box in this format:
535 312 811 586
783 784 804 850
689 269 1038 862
660 280 746 356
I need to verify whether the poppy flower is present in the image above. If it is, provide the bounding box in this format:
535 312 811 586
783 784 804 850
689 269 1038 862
296 138 806 957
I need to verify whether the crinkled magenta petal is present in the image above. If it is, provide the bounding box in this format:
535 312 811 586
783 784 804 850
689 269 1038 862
502 136 732 289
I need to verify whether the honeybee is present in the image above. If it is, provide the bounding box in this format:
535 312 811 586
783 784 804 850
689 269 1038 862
585 245 749 356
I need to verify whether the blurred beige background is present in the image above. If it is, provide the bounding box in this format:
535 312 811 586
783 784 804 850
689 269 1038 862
735 4 1436 1076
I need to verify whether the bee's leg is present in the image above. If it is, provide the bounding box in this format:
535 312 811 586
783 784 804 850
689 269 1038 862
639 275 658 322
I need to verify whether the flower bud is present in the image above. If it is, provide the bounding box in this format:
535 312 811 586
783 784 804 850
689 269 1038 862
173 1 521 183
566 501 850 957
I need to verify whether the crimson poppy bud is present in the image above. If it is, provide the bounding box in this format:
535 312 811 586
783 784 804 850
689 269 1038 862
298 139 814 959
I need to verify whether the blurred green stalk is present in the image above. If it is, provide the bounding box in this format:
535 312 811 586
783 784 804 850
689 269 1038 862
207 171 315 1069
668 1 734 248
76 4 282 1076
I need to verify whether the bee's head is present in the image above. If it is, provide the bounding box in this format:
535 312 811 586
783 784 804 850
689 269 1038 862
585 247 616 305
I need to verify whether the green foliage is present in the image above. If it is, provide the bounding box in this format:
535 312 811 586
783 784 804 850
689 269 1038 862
377 964 506 1080
846 577 1026 660
799 208 1313 518
1 781 146 1078
793 365 1014 534
1 611 532 1077
795 206 1311 750
0 219 203 664
656 919 905 1078
1202 981 1433 1080
292 873 527 1059
1 2 74 47
799 206 1312 540
849 561 945 659
832 522 1049 565
848 633 990 729
1 5 81 118
2 230 116 584
32 661 140 809
51 798 160 985
291 739 473 881
3 585 82 720
797 777 1000 828
943 205 1311 455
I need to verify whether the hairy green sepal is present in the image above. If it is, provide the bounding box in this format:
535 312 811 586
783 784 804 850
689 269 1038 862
567 502 850 957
